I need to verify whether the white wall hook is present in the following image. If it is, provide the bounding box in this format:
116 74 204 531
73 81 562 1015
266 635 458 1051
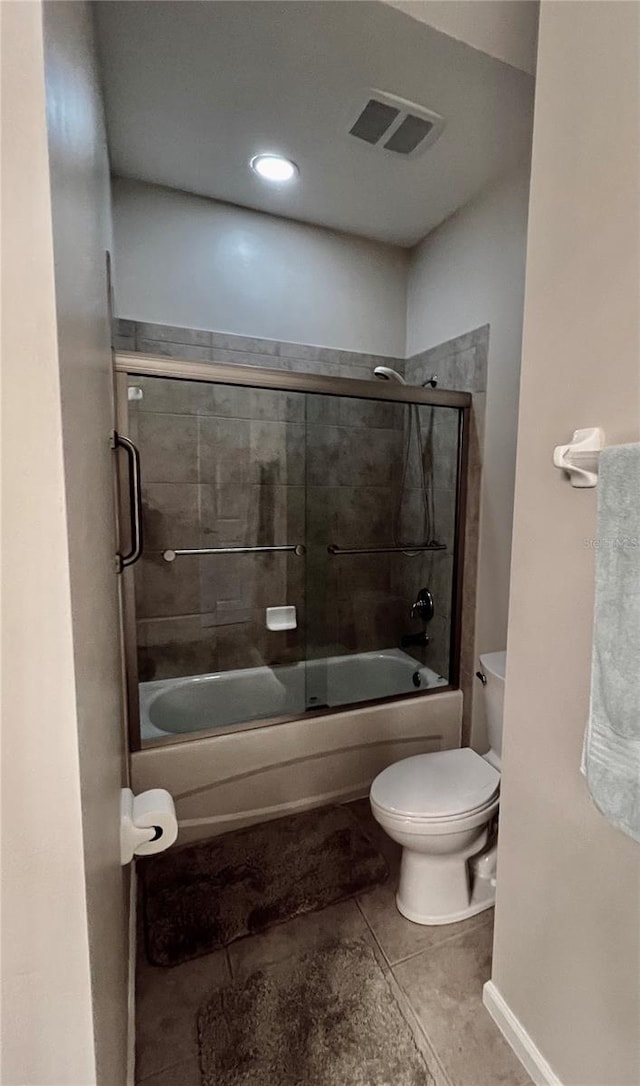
553 427 605 488
120 787 178 865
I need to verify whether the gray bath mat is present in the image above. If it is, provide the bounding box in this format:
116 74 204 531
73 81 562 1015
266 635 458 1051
141 805 388 966
198 941 433 1086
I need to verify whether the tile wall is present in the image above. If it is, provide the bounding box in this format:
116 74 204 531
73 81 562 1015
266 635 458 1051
405 325 489 741
114 319 405 381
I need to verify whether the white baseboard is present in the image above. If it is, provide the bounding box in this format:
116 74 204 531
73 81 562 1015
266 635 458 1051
126 867 137 1086
483 981 562 1086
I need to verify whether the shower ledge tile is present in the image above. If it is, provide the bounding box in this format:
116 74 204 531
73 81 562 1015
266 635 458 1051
113 334 135 351
135 322 212 347
209 331 279 355
114 317 136 337
136 338 213 363
277 341 330 362
279 356 344 377
206 348 290 370
336 351 405 371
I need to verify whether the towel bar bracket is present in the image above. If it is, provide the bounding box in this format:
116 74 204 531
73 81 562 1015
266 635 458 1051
553 427 605 488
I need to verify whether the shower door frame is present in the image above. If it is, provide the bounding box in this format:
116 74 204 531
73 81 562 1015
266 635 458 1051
114 352 471 752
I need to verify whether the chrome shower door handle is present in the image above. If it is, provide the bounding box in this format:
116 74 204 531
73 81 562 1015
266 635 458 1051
113 431 143 572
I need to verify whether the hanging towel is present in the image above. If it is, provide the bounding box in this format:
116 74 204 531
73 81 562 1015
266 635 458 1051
582 443 640 843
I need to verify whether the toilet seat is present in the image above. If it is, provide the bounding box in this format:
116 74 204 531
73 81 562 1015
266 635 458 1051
370 748 500 823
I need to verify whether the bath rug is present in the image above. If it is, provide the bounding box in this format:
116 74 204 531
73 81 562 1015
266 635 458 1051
197 941 433 1086
141 805 388 966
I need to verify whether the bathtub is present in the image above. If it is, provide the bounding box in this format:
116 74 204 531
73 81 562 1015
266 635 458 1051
131 649 462 842
140 648 447 741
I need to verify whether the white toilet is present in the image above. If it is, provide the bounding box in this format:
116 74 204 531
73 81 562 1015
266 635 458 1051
370 650 506 925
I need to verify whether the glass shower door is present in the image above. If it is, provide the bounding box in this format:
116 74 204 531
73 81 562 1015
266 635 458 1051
303 393 460 708
118 367 465 747
123 374 308 743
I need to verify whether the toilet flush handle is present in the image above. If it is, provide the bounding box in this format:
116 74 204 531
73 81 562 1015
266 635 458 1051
475 670 487 686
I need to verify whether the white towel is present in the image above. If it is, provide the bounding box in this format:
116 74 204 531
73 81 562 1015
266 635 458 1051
582 443 640 842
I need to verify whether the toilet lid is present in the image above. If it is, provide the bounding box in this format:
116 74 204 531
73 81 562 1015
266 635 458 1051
371 749 500 820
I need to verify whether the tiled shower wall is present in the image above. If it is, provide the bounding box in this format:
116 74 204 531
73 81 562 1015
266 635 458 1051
114 320 406 380
405 325 489 740
117 320 486 711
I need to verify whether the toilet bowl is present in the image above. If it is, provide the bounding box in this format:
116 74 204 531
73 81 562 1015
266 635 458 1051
370 650 506 925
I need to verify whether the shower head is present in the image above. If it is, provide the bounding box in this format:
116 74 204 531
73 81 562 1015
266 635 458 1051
373 366 406 385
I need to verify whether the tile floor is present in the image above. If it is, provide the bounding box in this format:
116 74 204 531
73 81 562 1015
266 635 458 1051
135 801 532 1086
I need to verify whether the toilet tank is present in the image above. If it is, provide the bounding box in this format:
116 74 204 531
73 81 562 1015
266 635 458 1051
479 651 506 770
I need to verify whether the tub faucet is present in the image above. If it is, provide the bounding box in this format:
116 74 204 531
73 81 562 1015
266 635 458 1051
402 630 430 647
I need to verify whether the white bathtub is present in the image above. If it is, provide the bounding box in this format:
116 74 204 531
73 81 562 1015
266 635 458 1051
131 650 461 843
140 648 447 741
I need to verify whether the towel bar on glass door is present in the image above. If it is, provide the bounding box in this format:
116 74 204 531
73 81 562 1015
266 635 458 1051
163 544 306 562
327 543 447 556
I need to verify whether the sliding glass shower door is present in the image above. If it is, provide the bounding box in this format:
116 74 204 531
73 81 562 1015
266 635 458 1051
117 367 466 747
123 376 308 742
304 393 459 709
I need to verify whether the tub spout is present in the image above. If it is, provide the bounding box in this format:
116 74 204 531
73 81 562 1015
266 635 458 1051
401 631 430 647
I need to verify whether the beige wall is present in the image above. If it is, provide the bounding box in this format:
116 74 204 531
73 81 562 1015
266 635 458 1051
386 0 539 75
42 2 130 1082
406 167 531 750
1 3 97 1082
491 3 640 1084
1 2 129 1083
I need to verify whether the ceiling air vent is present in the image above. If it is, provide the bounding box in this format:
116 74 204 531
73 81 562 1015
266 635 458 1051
347 90 445 159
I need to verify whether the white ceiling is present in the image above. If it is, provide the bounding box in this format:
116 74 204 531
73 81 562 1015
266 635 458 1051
95 1 534 248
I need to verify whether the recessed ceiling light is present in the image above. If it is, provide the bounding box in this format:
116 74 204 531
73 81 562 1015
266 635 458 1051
250 154 298 183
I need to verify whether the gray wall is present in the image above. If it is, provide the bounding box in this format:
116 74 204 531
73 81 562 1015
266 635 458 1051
111 179 409 356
